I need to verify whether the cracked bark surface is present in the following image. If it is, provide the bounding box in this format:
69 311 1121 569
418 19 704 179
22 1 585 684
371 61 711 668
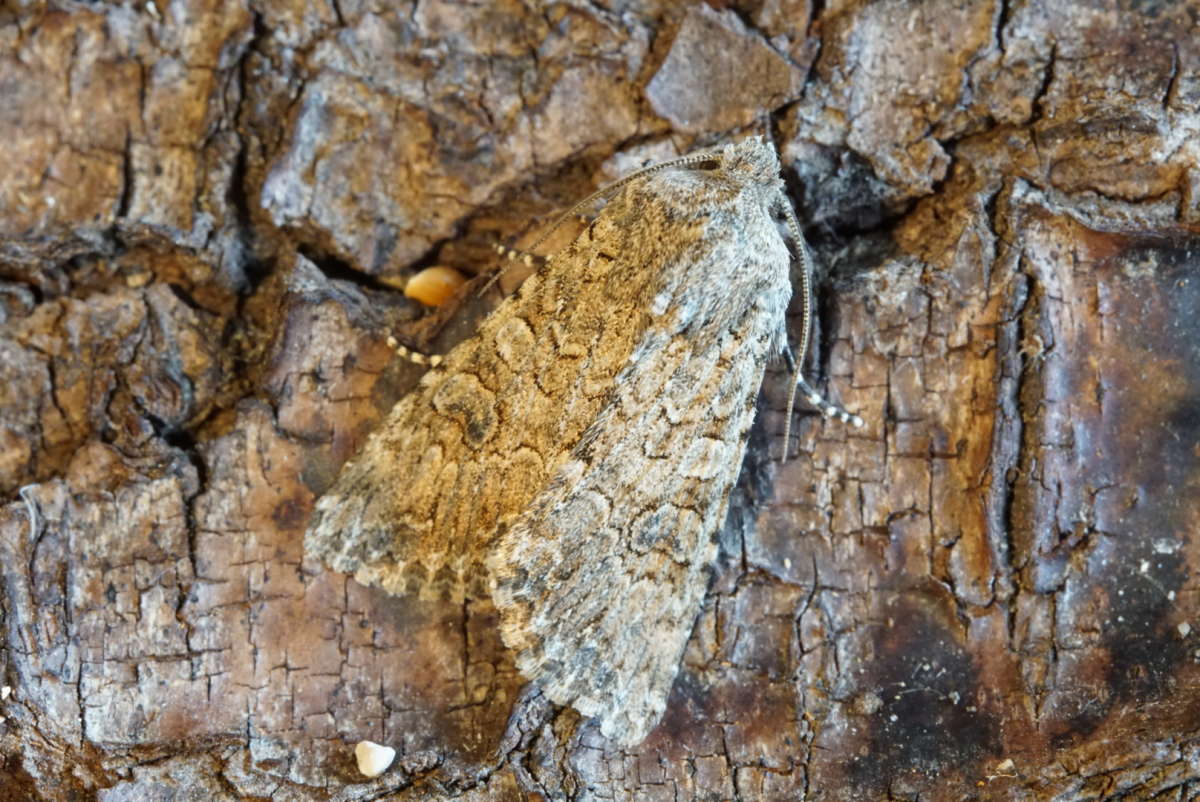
2 0 1199 799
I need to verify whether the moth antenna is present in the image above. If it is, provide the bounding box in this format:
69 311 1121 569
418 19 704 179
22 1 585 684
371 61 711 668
526 151 717 254
776 192 863 462
480 243 547 295
485 150 720 294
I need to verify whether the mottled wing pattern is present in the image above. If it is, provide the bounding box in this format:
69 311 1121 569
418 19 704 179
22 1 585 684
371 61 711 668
306 247 648 600
305 159 759 603
488 306 785 743
308 139 794 743
489 155 792 743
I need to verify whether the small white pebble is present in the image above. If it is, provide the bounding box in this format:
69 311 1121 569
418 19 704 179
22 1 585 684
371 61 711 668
0 686 9 700
1140 560 1149 574
995 758 1015 773
354 740 396 778
1179 622 1191 638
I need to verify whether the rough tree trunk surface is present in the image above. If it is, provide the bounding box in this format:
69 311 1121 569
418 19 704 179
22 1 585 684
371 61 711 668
1 0 1199 799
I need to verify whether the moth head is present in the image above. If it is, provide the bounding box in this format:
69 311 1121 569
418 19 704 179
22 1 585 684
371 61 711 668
719 137 783 188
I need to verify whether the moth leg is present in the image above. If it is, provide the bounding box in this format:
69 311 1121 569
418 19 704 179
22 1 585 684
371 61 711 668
386 336 443 368
389 240 552 364
478 242 551 295
793 373 863 428
781 345 864 426
493 242 547 268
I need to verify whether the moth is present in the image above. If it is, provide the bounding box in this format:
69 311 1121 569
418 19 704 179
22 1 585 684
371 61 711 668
306 138 860 745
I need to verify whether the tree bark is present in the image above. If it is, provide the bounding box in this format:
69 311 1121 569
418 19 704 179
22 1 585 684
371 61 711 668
2 1 1199 799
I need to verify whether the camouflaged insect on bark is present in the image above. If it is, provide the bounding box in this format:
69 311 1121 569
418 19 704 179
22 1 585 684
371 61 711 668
307 138 832 745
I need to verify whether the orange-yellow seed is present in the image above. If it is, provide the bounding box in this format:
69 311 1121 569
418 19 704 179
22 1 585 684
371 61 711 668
403 266 467 307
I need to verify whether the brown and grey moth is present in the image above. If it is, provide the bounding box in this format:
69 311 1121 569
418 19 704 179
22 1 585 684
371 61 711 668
305 138 861 746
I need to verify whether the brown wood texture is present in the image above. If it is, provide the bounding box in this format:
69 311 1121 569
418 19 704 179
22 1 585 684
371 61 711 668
2 1 1199 799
